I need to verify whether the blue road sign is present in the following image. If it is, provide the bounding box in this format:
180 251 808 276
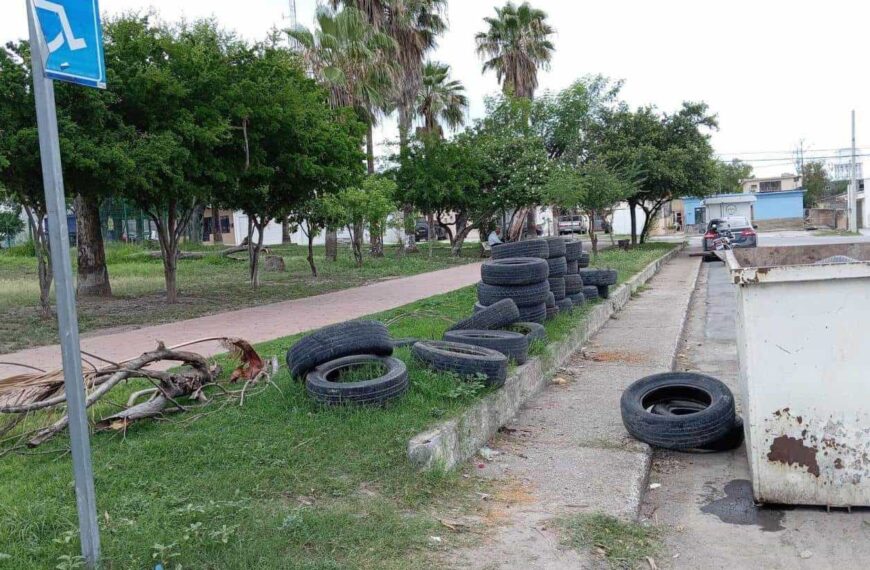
33 0 106 89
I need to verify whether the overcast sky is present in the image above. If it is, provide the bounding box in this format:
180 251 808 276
4 0 868 177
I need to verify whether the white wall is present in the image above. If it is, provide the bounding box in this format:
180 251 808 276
233 213 284 246
611 204 647 235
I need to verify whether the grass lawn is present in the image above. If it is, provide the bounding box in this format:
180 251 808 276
0 241 479 354
0 243 675 569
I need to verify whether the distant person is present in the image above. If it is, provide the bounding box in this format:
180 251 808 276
487 227 503 246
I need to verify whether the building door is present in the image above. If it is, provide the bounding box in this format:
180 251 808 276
694 207 706 231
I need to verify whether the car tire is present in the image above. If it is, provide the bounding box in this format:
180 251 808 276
648 402 744 452
546 291 556 308
544 237 566 258
620 372 736 450
545 306 559 320
564 274 584 295
286 320 394 380
564 240 583 261
578 268 618 286
450 298 520 331
391 338 420 348
478 280 550 307
578 253 590 268
505 322 547 343
566 259 579 275
412 340 508 387
443 329 530 364
305 355 408 406
517 302 547 324
481 257 549 286
547 277 566 300
568 292 585 307
491 239 549 260
556 297 573 312
547 256 568 277
582 285 599 300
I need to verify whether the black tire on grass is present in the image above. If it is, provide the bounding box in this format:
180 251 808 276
286 320 393 380
597 285 610 299
546 306 559 320
547 256 568 277
477 280 550 307
517 302 547 324
578 253 590 268
443 329 530 364
481 257 549 286
546 292 556 308
566 259 579 275
582 285 599 301
568 292 586 307
620 372 736 450
556 297 573 313
491 239 549 260
450 298 520 332
564 274 584 295
305 355 408 406
505 322 547 343
578 268 618 286
412 340 508 387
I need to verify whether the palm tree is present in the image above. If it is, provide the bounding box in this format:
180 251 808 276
475 1 555 100
416 61 468 138
289 6 397 173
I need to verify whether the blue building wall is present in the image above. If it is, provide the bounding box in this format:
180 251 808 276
682 190 805 226
753 190 805 220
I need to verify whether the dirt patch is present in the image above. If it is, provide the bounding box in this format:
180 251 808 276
584 350 647 365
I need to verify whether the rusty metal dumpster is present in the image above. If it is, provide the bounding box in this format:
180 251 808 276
725 244 870 507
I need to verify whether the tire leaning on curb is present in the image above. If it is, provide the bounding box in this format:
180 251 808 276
491 239 549 260
547 256 568 277
443 329 530 364
412 340 508 387
556 297 573 313
450 298 520 332
481 257 549 286
305 355 408 406
505 322 547 343
578 268 618 286
478 280 550 307
286 320 393 380
620 372 736 450
564 274 584 295
544 237 566 258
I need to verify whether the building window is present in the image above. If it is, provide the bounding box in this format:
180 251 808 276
220 216 231 233
750 184 758 192
759 180 782 193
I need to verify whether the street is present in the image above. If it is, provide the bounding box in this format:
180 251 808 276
641 261 870 569
683 229 870 248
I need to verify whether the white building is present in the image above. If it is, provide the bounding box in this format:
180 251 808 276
828 148 863 182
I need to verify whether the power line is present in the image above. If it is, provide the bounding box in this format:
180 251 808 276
718 153 870 163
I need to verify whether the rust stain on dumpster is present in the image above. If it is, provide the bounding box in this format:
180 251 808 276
767 435 820 477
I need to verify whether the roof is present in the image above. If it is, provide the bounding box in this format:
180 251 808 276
704 194 758 205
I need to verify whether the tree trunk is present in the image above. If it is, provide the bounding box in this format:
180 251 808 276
325 230 338 262
427 212 435 259
588 209 599 257
526 208 536 239
306 227 317 277
403 204 417 253
370 224 384 257
366 123 375 175
350 222 363 266
247 218 266 288
628 198 638 245
211 205 223 243
75 194 112 297
451 223 475 256
25 206 53 318
437 212 455 246
150 199 196 304
282 217 292 244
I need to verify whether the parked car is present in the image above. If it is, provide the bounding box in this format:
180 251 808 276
557 215 587 235
703 216 757 256
414 219 447 242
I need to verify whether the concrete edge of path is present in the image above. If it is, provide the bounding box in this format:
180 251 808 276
407 244 691 473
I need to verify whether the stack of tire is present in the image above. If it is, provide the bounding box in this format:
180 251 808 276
544 237 573 316
476 239 551 324
563 239 586 308
287 320 408 406
578 267 618 300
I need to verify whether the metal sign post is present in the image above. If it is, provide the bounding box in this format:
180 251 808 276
26 0 107 566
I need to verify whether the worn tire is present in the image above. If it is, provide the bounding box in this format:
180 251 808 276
443 329 530 364
412 340 508 387
568 292 585 307
556 297 573 313
564 274 584 295
649 402 744 452
566 259 579 275
544 237 566 258
491 239 549 260
564 240 583 261
582 285 599 301
547 256 568 277
506 322 547 343
546 291 556 308
287 320 393 380
621 372 736 450
481 257 549 286
578 268 618 286
597 285 610 299
546 306 559 320
578 253 590 268
305 355 408 406
548 277 566 300
517 302 546 324
478 280 550 307
451 298 520 331
392 338 420 349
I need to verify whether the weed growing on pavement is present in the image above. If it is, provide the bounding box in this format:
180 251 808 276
557 513 662 569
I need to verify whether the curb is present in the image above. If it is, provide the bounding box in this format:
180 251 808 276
408 244 689 471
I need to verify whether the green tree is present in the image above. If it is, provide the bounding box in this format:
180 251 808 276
322 176 396 266
416 61 467 138
712 159 753 195
476 1 555 100
801 161 829 207
0 207 24 247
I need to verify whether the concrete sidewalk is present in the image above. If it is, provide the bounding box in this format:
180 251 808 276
447 253 701 569
0 262 482 376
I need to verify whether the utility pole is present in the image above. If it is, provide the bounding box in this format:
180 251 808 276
286 0 299 50
849 111 858 232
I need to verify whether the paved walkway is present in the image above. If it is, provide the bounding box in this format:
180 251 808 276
448 253 701 569
0 262 482 376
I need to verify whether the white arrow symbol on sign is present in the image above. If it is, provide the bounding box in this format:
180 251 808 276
34 0 88 53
